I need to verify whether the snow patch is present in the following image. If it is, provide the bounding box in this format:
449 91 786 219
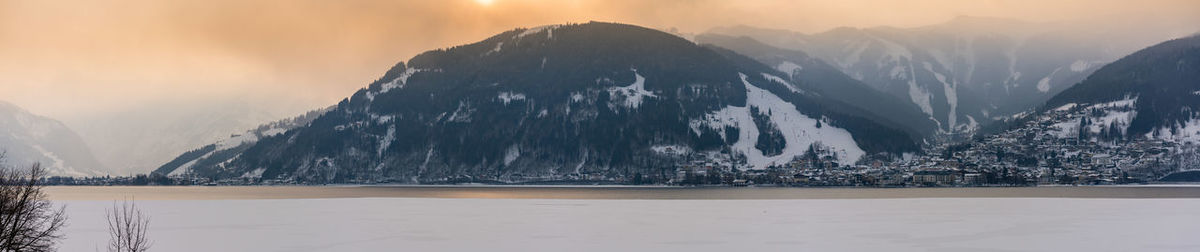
377 125 395 156
497 92 526 105
688 73 864 169
606 69 657 109
503 144 521 166
1053 103 1078 112
368 68 423 101
925 62 957 129
517 25 560 39
650 145 691 156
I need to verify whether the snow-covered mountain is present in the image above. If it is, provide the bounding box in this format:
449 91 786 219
706 16 1189 136
1042 34 1200 142
158 22 921 183
696 34 940 139
0 101 105 176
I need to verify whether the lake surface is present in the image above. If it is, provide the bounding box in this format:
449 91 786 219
45 185 1200 201
48 186 1200 251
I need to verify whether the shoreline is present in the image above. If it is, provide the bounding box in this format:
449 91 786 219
45 185 1200 201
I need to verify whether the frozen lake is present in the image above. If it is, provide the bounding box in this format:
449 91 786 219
50 186 1200 251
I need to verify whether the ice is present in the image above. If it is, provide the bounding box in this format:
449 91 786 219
55 198 1200 252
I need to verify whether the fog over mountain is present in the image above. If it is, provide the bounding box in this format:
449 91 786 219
705 15 1198 136
64 99 293 175
0 101 105 176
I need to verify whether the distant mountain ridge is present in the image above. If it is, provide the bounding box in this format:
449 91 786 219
157 22 920 183
0 101 105 176
705 16 1184 136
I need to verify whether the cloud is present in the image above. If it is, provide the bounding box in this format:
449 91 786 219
0 0 1196 119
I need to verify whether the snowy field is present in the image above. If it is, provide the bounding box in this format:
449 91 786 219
57 197 1200 251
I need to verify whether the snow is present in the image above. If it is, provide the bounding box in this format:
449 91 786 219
650 145 691 156
1053 103 1078 112
606 69 657 109
368 68 423 101
503 144 520 166
377 125 395 156
569 92 585 103
55 197 1200 252
1093 97 1137 109
1152 117 1200 144
489 41 504 55
906 65 935 117
774 61 802 77
1049 119 1082 139
759 73 802 93
445 102 473 123
689 73 864 168
517 25 560 40
925 62 957 129
497 92 526 105
1050 97 1139 139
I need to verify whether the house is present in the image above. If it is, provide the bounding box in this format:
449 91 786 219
912 170 957 186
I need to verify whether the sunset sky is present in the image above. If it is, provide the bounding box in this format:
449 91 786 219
1 0 1197 120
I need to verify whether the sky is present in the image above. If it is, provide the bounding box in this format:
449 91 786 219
1 0 1198 120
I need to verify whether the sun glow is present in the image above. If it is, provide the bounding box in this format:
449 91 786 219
475 0 495 6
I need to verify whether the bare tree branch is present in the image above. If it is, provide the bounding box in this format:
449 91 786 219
106 200 151 252
0 158 68 252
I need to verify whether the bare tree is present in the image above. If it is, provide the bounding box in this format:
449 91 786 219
0 151 68 252
106 200 150 252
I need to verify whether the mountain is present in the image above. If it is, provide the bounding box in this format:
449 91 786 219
1041 34 1200 142
66 99 285 175
695 34 940 139
153 107 329 176
0 101 105 176
706 16 1188 136
159 22 919 183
